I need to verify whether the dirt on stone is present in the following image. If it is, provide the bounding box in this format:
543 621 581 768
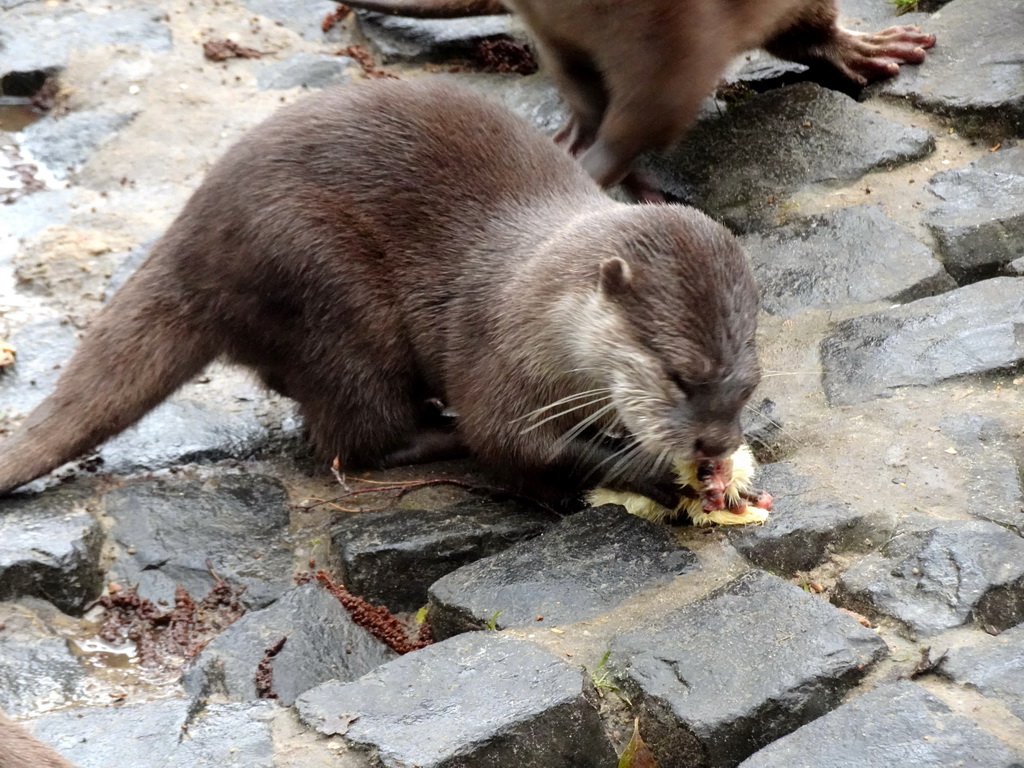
94 578 247 670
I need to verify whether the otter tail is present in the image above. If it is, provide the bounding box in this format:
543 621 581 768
342 0 507 18
0 260 220 494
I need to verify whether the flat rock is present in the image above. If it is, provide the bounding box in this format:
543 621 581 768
0 317 79 416
297 632 616 768
184 583 396 706
256 53 358 90
105 474 295 609
941 622 1024 720
0 603 88 714
925 147 1024 280
739 680 1024 768
0 488 103 613
836 519 1024 636
939 413 1024 534
29 696 192 767
26 698 280 768
427 504 696 638
169 701 278 768
356 10 528 65
728 465 884 573
330 497 557 612
610 569 888 768
19 110 136 180
638 82 934 231
242 0 343 41
0 4 171 78
741 398 787 461
742 205 953 316
820 277 1024 406
879 0 1024 137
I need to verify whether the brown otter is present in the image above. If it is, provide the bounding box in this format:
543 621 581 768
0 711 78 768
0 79 760 508
341 0 936 191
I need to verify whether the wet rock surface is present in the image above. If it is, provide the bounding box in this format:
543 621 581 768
879 0 1024 136
925 146 1024 280
428 505 696 637
639 81 935 230
2 0 1024 764
356 10 528 65
836 519 1024 636
297 632 616 768
741 205 953 316
610 570 888 767
821 277 1024 406
105 474 295 609
330 497 557 612
184 583 396 706
941 622 1024 721
0 489 104 613
739 680 1024 768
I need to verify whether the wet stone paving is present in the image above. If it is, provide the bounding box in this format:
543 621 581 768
1 0 1023 766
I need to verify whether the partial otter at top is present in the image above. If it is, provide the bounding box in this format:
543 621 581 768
0 79 760 508
343 0 935 194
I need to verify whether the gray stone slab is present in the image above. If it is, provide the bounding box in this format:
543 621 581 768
0 609 88 714
638 82 934 231
427 504 696 638
242 0 342 41
742 205 953 316
739 680 1024 768
169 701 278 768
820 277 1024 406
926 147 1024 279
105 474 295 609
879 0 1024 137
0 317 79 416
728 474 880 573
939 413 1024 534
356 11 527 65
256 53 358 90
331 497 557 612
19 110 135 180
29 697 192 768
0 488 103 613
941 622 1024 720
297 632 616 768
0 4 171 77
741 398 786 461
184 583 396 706
25 698 280 768
836 519 1024 636
610 569 888 768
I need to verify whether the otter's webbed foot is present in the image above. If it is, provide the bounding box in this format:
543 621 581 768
830 25 935 84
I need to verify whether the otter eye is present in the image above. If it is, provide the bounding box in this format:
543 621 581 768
669 372 694 398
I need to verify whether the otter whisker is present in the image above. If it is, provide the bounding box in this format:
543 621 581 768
518 395 614 434
513 388 613 423
555 401 618 447
602 441 649 486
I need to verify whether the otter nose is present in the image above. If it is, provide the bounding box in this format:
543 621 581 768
692 423 742 459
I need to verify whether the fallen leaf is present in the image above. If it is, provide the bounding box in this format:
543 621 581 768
617 718 659 768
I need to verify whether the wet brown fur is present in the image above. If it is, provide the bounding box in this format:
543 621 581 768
0 80 759 507
0 712 78 768
344 0 935 188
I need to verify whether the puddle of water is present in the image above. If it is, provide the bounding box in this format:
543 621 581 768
0 102 42 132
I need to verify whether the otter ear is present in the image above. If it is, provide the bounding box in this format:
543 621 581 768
600 257 632 296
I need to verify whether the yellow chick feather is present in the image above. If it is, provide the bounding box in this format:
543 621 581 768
587 444 769 526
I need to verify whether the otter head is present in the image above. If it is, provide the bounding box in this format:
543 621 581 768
578 205 761 467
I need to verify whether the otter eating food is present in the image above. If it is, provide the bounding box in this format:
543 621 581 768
0 79 761 509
